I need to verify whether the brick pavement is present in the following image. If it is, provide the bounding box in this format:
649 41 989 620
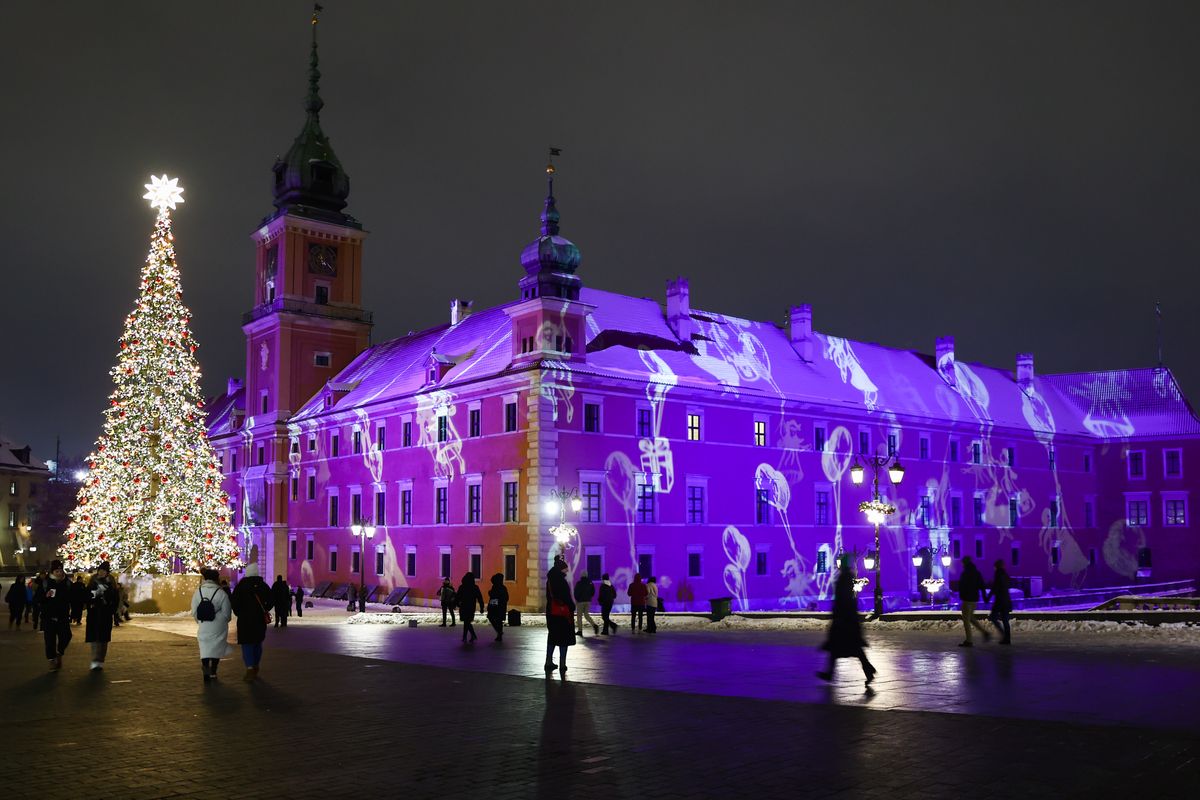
1 623 1197 799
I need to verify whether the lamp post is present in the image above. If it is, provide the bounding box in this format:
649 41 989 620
545 487 583 559
350 520 376 612
850 454 905 618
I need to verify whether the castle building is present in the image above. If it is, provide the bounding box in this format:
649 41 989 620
208 21 1200 610
0 439 51 569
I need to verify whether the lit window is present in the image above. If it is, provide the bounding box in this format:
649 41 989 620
1126 499 1148 527
687 413 702 441
1164 498 1187 526
754 420 767 447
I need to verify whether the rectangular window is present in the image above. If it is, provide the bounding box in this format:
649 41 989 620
814 425 826 453
1011 546 1019 567
887 433 898 457
469 549 482 580
308 436 317 453
376 548 385 576
1088 547 1096 566
919 496 932 527
1008 496 1019 527
587 554 603 582
975 538 983 558
1137 547 1152 568
377 427 386 450
505 402 518 432
351 548 361 575
8 508 16 527
261 393 269 415
1049 499 1059 528
315 284 329 305
637 553 654 579
329 548 338 573
504 551 517 582
584 403 601 433
816 549 828 574
403 421 412 448
289 537 297 560
1164 449 1182 478
1128 450 1145 479
951 538 961 559
636 408 653 438
950 496 962 527
350 492 364 525
973 496 984 527
581 481 600 523
949 440 959 462
755 488 770 525
919 436 930 461
503 481 519 523
469 408 481 438
688 551 703 578
331 433 340 457
406 548 417 578
687 485 705 524
467 483 481 523
437 416 448 443
1084 500 1094 528
291 476 299 502
307 475 316 501
375 491 386 524
440 549 452 580
815 490 830 526
755 420 767 447
972 442 982 465
858 431 870 456
1164 498 1187 526
755 549 768 576
306 538 314 561
436 486 448 524
314 352 331 368
1083 453 1091 472
256 444 265 466
687 413 702 441
636 481 655 524
353 430 363 454
329 495 339 527
401 490 412 525
1127 499 1148 526
1005 446 1015 467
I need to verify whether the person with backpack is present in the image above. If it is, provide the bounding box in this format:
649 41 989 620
40 561 73 670
645 576 660 634
573 574 599 637
437 578 457 627
84 561 118 671
271 575 291 628
486 573 509 641
597 573 618 634
5 574 25 630
957 556 991 647
456 573 485 643
230 564 273 682
191 568 233 682
628 573 648 633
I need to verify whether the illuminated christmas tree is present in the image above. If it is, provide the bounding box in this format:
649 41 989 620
61 176 241 576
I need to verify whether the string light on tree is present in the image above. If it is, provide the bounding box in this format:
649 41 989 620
61 176 241 576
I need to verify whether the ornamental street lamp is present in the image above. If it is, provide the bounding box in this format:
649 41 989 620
350 520 377 612
850 454 904 618
545 487 583 558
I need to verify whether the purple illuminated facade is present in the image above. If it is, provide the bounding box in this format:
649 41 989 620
208 32 1200 610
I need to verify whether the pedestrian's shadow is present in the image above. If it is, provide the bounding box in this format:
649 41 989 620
536 678 580 799
16 671 62 698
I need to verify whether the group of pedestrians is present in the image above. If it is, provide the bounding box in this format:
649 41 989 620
956 556 1013 647
189 564 280 683
4 560 122 671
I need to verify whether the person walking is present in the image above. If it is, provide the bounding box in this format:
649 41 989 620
5 575 25 630
597 573 618 634
573 574 599 637
486 573 509 641
645 576 660 634
190 568 233 682
544 556 576 675
816 555 877 685
84 562 118 671
29 574 44 629
294 585 305 618
69 574 88 626
271 575 291 629
230 564 273 681
628 573 648 633
957 556 992 647
456 573 485 643
987 559 1013 645
40 561 73 671
437 578 458 627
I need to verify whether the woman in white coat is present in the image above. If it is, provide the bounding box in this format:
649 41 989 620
190 567 233 682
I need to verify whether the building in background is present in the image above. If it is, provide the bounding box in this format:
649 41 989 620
0 440 51 570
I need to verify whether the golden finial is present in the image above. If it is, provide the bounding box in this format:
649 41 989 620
546 146 561 175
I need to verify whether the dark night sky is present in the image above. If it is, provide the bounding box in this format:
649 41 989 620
3 1 1199 461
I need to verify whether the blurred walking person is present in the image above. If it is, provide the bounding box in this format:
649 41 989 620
84 561 118 671
597 573 618 634
987 560 1013 645
230 564 273 681
816 555 876 685
271 574 291 628
294 585 305 618
456 572 484 643
191 568 233 682
486 573 509 641
645 576 660 634
5 574 26 630
544 556 576 675
40 561 73 671
573 574 599 637
957 556 991 647
437 578 457 627
628 573 648 633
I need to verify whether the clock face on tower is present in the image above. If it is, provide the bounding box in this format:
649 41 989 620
308 243 338 276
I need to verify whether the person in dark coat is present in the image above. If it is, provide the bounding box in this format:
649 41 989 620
573 574 599 637
816 556 876 685
294 586 305 618
230 564 273 681
628 573 648 633
957 556 991 647
271 575 291 628
5 575 26 630
437 578 457 627
40 561 73 670
987 560 1013 645
456 573 485 643
29 574 44 628
69 574 88 626
486 573 509 641
597 573 619 634
84 562 118 670
544 556 576 675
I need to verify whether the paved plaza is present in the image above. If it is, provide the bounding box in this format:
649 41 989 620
2 612 1198 799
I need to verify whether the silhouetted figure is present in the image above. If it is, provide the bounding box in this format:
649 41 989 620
957 556 991 647
816 557 876 685
40 561 73 671
294 586 305 618
597 573 618 634
230 564 273 682
628 574 648 633
487 573 509 641
191 568 232 682
5 575 26 630
271 575 291 628
85 561 118 671
29 574 44 628
438 578 457 627
456 573 484 643
69 574 88 626
988 560 1013 645
545 556 576 675
573 574 599 636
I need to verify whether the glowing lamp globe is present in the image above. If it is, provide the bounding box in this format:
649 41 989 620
912 554 924 567
888 460 906 484
570 496 583 513
866 508 884 524
351 524 362 537
941 553 952 567
545 499 561 516
850 462 865 485
364 526 377 539
862 553 876 570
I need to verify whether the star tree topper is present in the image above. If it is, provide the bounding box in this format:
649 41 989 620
143 174 185 212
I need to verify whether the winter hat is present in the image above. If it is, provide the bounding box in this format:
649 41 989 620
97 561 112 573
50 559 64 572
244 564 260 578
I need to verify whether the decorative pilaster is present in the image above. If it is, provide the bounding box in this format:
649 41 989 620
522 372 559 609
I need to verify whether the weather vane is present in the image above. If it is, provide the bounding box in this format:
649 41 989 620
143 175 185 213
312 3 323 25
546 146 562 175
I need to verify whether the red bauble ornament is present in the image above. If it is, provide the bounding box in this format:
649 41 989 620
159 552 169 560
109 496 117 502
97 533 105 541
126 516 134 523
154 533 163 542
195 497 202 504
182 514 190 522
67 533 75 541
100 552 108 560
82 515 90 521
164 443 173 450
140 425 146 432
205 533 212 540
133 477 140 484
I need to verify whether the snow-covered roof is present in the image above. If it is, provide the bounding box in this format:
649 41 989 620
205 385 245 437
0 440 50 474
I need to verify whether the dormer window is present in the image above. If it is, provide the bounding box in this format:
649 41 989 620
315 284 329 305
311 161 335 191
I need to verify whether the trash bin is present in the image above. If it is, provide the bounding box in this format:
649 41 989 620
507 609 522 626
709 597 733 621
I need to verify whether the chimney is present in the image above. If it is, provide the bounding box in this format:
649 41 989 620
666 277 692 343
227 377 244 397
936 336 956 387
450 298 473 326
1016 353 1034 391
788 304 812 343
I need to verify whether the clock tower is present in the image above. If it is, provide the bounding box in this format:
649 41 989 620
239 9 371 576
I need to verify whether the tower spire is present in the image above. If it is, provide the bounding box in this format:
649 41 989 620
541 147 562 237
519 148 582 300
306 4 324 117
